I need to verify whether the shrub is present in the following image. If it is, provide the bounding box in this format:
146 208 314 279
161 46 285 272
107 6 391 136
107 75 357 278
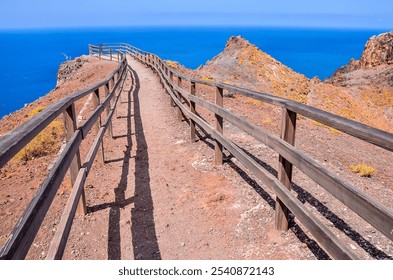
350 164 375 177
14 107 64 161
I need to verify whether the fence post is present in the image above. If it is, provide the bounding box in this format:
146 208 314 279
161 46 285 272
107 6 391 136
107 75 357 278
111 76 118 119
92 89 104 164
63 104 86 215
215 86 224 166
160 61 164 89
104 82 113 138
275 108 297 231
190 81 196 143
110 49 113 61
169 71 175 107
99 44 102 60
177 76 183 121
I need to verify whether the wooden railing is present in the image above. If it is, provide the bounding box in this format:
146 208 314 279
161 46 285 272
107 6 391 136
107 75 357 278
0 53 128 259
1 41 392 260
89 43 124 62
91 43 393 260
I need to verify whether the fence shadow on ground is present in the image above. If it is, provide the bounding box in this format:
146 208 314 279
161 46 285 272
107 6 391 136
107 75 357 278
88 65 161 260
128 66 161 260
191 123 392 259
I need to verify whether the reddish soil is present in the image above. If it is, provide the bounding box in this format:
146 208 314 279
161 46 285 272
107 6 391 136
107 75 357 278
0 56 118 258
1 55 392 260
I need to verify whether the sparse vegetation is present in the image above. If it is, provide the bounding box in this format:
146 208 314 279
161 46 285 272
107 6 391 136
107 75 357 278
202 75 214 82
350 164 375 177
246 97 264 106
165 60 178 69
13 106 64 162
261 118 272 125
311 120 341 135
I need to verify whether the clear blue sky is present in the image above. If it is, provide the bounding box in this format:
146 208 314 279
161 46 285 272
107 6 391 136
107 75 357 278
1 0 393 29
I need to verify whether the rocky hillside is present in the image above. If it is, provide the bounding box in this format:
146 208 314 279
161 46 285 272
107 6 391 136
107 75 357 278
168 34 393 133
197 36 310 103
327 31 393 88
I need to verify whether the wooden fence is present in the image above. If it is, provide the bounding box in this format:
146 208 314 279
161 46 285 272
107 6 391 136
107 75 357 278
0 52 128 259
91 43 393 260
1 41 393 260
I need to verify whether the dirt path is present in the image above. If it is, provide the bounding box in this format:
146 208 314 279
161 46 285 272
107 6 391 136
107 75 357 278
60 56 319 260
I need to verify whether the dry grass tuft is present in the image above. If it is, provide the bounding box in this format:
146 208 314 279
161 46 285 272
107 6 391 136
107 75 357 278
13 107 64 162
350 164 375 177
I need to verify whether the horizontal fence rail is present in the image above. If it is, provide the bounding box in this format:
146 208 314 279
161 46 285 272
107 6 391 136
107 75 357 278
0 51 128 259
89 42 393 260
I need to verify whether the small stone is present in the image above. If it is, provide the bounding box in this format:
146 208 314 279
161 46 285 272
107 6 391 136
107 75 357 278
181 242 185 247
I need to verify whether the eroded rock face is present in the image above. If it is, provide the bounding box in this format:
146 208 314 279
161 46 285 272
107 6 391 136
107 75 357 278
57 57 88 86
327 31 393 87
359 32 393 68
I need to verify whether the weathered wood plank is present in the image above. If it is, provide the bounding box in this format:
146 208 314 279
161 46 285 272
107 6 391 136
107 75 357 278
215 86 224 166
177 76 183 121
169 72 175 107
104 82 113 137
190 82 196 142
46 167 87 260
275 109 297 231
92 89 104 165
63 104 85 215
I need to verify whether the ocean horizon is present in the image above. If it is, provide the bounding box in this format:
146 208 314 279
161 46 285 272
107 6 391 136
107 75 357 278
0 26 389 118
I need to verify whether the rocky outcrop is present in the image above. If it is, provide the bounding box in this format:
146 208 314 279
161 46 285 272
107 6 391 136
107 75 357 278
57 56 88 86
327 31 393 87
197 36 310 102
167 34 393 132
359 32 393 68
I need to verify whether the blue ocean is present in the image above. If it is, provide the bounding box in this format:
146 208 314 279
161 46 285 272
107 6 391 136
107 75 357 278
0 27 388 118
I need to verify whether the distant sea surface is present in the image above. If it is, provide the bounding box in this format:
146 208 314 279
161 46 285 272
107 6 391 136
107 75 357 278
0 26 388 118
